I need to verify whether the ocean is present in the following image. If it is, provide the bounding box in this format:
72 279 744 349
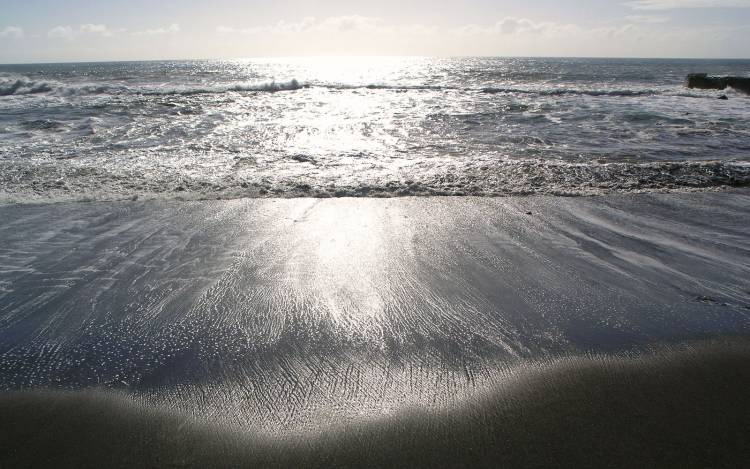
1 56 749 202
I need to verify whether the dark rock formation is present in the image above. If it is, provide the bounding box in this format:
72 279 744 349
686 74 726 91
686 74 750 95
727 77 750 94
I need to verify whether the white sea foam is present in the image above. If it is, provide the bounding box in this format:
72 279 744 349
0 75 55 96
0 159 747 204
0 74 306 96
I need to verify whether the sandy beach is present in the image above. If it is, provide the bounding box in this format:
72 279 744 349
1 190 749 466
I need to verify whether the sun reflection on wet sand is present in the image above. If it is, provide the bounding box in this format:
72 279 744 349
0 194 749 435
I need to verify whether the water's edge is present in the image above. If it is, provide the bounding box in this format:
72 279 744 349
2 159 748 204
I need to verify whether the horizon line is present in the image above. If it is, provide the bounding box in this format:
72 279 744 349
2 54 750 66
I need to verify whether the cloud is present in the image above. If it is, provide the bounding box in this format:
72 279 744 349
45 23 178 40
452 17 580 37
589 23 640 38
47 24 115 40
47 26 75 39
448 17 662 48
626 0 750 9
626 15 671 22
216 13 747 56
217 16 436 36
318 15 381 33
218 17 317 35
0 26 24 38
131 24 180 36
80 24 114 36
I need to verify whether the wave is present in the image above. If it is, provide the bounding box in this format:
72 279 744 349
0 75 307 97
348 84 453 91
1 74 678 99
0 77 448 97
2 338 749 468
480 86 658 97
144 79 307 96
322 83 663 97
2 74 734 100
19 119 64 131
0 77 54 96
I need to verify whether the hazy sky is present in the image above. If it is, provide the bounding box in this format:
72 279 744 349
1 0 750 63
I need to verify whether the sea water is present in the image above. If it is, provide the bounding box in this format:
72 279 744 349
1 57 749 201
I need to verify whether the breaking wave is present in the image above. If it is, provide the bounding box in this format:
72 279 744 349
0 75 307 97
321 83 672 97
480 87 659 97
0 75 696 99
146 79 307 95
0 76 54 96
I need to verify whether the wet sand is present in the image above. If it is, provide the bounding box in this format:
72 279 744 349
1 190 749 466
3 339 750 468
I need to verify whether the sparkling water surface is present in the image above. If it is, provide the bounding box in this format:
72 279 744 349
1 57 749 201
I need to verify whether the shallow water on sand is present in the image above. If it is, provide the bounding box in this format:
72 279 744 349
1 193 748 434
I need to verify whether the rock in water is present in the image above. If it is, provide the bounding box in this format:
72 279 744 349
719 95 729 100
686 73 727 91
686 73 750 95
726 77 750 94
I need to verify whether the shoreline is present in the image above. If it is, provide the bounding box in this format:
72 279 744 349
1 159 748 205
2 183 749 206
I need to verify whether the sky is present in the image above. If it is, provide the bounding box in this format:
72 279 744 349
1 0 750 63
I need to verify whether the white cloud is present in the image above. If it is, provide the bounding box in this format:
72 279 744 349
626 15 671 22
0 26 24 38
80 24 113 36
317 15 438 35
217 16 436 36
589 23 640 38
218 17 317 35
131 24 180 36
319 15 380 33
626 0 750 9
452 17 580 37
48 26 75 39
47 24 116 40
216 13 746 54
